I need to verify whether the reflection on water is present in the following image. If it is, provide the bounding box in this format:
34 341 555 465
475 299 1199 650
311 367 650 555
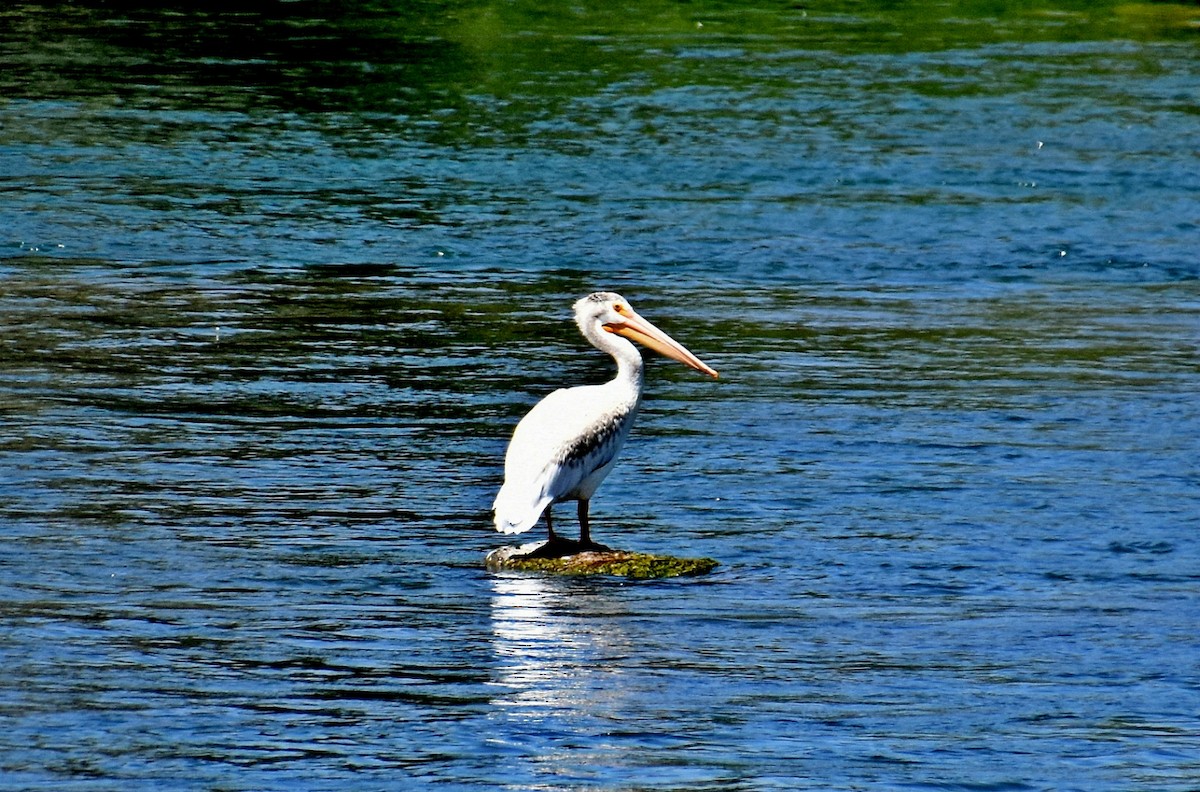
486 573 760 789
491 574 633 713
489 575 637 782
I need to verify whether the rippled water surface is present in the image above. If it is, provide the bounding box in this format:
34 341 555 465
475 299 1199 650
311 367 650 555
2 1 1199 789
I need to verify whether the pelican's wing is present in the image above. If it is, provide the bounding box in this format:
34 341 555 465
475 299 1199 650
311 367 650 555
492 385 620 534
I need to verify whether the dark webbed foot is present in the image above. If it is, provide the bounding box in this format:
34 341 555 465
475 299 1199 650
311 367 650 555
523 535 612 559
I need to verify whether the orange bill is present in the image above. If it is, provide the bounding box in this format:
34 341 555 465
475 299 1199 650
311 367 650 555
605 311 719 379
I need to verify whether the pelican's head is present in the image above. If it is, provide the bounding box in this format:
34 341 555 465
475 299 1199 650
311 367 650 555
573 292 719 378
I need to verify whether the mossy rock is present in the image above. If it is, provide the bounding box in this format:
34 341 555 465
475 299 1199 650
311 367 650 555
486 544 719 579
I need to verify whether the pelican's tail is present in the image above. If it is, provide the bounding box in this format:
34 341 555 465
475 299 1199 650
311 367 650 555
492 483 550 535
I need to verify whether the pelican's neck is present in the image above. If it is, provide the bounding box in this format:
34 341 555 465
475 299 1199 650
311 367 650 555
611 342 645 395
584 324 645 399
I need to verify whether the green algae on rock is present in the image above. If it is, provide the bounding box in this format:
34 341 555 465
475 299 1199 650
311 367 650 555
485 544 719 579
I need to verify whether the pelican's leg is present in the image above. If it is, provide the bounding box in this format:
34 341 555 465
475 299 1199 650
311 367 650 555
525 506 571 559
577 499 591 545
577 500 610 552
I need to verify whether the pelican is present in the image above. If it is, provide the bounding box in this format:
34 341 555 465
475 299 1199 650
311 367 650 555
492 292 719 555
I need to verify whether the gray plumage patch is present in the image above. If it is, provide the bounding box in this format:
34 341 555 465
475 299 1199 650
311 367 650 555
560 416 623 468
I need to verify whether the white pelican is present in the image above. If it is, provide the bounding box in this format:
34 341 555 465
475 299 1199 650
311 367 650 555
492 292 718 555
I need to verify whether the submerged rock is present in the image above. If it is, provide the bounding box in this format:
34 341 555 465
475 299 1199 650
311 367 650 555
485 541 719 579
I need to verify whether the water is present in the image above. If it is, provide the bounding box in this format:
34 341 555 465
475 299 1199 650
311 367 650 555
2 1 1199 789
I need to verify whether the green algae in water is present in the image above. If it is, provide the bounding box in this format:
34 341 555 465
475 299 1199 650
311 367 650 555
486 548 719 579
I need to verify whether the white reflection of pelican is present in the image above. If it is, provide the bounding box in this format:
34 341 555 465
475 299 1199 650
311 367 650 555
488 575 634 744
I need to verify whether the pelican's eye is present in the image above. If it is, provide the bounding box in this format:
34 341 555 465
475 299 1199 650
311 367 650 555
614 304 630 316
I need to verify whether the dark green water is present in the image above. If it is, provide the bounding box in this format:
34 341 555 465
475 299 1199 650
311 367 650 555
2 1 1199 789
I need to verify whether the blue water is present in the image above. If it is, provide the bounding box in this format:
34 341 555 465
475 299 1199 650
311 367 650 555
2 2 1199 789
